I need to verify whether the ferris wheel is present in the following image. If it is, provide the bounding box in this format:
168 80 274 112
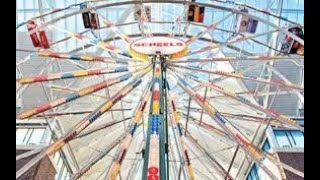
16 1 304 180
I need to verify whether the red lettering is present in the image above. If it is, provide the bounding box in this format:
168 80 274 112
133 41 185 47
176 42 184 46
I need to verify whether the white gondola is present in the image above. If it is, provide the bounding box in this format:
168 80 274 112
235 7 258 34
281 27 304 55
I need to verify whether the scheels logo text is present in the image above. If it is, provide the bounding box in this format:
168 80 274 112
133 42 184 47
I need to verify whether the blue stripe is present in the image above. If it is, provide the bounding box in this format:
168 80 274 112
130 124 138 135
88 111 102 123
70 55 80 60
120 53 133 58
180 78 188 86
119 73 132 81
65 93 80 102
132 79 142 88
116 61 129 64
115 67 128 72
177 123 183 136
238 96 251 105
216 113 227 124
61 72 75 79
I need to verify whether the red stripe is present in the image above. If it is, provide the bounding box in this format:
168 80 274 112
196 94 204 102
92 82 108 90
148 167 159 175
50 53 61 58
147 175 159 180
153 91 160 101
88 69 101 75
36 103 51 112
235 134 250 146
93 56 104 61
171 101 176 111
34 75 48 82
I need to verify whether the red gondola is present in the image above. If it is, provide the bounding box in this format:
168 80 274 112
27 21 41 47
39 30 50 49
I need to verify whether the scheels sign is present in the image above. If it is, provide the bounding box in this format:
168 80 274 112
133 42 184 47
130 37 187 55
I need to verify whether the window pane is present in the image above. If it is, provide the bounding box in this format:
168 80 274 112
16 129 28 144
291 131 304 148
286 131 296 147
247 164 260 180
61 167 67 180
53 152 61 165
56 157 64 180
262 140 271 152
274 130 304 148
23 129 34 144
28 129 45 145
274 130 291 148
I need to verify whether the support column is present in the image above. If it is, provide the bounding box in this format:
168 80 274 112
143 53 167 180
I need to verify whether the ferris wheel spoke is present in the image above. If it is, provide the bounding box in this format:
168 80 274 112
183 99 297 130
181 70 303 132
185 13 233 45
47 84 109 100
168 16 182 38
100 18 133 44
169 64 304 91
168 69 303 179
16 53 37 67
180 29 279 58
173 67 303 131
169 55 303 64
181 113 228 137
70 134 125 180
186 132 233 179
16 147 45 161
35 109 132 118
169 69 275 176
38 50 146 64
207 89 297 99
51 29 90 46
185 139 220 180
16 65 151 119
166 85 195 180
16 66 151 179
17 66 129 84
50 25 133 58
208 58 272 84
108 79 153 180
75 117 133 139
71 123 142 180
16 60 55 99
